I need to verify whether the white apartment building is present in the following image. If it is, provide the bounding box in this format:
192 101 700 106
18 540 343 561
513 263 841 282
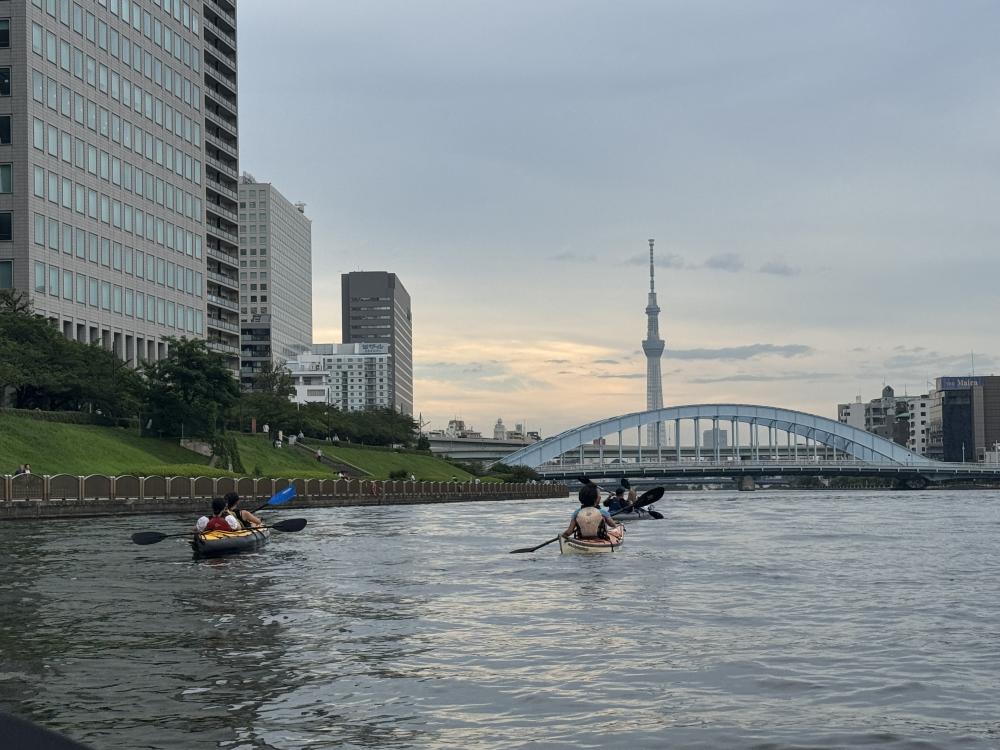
903 395 930 455
286 342 391 411
837 398 866 430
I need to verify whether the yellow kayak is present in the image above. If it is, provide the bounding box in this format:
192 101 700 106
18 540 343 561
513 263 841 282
191 527 271 557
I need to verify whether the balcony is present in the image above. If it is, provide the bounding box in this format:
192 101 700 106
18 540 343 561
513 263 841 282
207 245 238 266
204 40 236 71
207 293 239 312
207 176 238 202
204 108 237 137
206 0 236 29
207 316 240 333
204 64 237 97
208 269 239 290
208 89 238 119
205 154 239 180
203 17 236 51
207 222 238 244
207 339 240 355
206 198 238 222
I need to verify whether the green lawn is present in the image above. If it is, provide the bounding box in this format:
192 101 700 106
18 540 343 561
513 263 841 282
0 414 211 476
0 413 476 480
322 443 473 481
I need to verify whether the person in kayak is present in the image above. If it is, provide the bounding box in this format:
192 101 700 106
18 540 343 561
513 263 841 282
195 497 240 533
224 492 263 528
605 487 628 513
563 484 619 540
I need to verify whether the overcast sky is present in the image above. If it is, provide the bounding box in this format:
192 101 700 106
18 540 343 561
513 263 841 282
237 0 1000 437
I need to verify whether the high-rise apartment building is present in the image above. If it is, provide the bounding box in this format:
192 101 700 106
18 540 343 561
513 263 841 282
341 271 412 416
285 343 391 411
4 0 212 361
237 173 311 389
200 0 239 367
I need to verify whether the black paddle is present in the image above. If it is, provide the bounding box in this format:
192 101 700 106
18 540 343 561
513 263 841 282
582 476 665 520
131 518 308 546
509 486 665 554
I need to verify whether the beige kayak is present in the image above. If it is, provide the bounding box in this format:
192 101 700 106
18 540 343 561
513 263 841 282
558 526 626 554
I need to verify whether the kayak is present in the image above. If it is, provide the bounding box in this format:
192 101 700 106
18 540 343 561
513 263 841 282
191 527 271 557
558 526 625 555
613 507 659 521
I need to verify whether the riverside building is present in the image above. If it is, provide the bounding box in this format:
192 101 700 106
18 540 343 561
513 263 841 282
201 0 240 368
286 343 391 411
341 271 412 416
237 173 312 390
4 0 215 362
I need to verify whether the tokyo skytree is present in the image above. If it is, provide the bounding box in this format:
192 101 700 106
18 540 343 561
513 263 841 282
642 239 666 447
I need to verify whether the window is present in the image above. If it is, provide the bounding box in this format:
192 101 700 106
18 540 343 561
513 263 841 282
0 115 8 144
35 261 46 293
0 19 8 49
0 212 9 242
0 260 11 290
0 163 10 193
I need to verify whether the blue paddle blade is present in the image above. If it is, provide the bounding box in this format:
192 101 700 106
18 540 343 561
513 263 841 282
267 486 297 506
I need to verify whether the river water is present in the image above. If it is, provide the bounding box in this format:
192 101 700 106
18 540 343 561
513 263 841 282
1 490 998 749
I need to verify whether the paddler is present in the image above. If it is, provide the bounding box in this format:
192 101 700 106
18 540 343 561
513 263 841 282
563 483 619 540
605 486 628 514
224 492 263 528
195 497 240 533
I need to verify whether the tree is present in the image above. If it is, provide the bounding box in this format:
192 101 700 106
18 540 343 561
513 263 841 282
250 359 294 398
142 337 238 438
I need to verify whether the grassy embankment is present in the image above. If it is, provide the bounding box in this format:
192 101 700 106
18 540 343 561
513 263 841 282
0 413 474 480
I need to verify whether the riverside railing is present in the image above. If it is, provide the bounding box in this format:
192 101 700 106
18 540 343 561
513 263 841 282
0 474 567 510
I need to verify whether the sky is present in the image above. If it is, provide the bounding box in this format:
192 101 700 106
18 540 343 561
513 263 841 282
236 0 1000 438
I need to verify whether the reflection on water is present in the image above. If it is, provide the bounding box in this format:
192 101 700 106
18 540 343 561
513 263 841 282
1 491 999 749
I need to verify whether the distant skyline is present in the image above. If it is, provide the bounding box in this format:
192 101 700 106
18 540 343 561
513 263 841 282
238 0 1000 436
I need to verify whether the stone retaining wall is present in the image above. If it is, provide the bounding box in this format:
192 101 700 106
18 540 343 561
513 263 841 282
0 474 568 519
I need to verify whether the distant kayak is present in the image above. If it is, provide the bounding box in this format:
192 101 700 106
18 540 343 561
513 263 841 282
191 527 270 557
612 507 660 521
558 526 625 554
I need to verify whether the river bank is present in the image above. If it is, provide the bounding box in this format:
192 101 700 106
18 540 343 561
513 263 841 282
0 473 567 519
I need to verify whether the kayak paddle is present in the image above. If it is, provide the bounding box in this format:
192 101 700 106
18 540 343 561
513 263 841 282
579 476 664 519
131 518 308 546
510 486 664 554
252 484 297 512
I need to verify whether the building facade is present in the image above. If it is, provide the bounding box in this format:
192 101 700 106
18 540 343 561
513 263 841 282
201 0 240 368
926 376 1000 462
341 271 412 415
3 0 213 362
237 173 311 389
286 342 391 411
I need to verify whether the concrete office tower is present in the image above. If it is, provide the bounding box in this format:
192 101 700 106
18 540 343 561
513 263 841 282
341 271 413 416
642 239 666 446
201 0 240 368
3 1 211 361
237 174 312 389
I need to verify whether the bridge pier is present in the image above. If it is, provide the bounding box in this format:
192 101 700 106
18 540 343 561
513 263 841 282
895 476 929 491
737 475 756 492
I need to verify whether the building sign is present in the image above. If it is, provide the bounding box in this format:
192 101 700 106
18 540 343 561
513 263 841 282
358 343 389 355
936 376 984 391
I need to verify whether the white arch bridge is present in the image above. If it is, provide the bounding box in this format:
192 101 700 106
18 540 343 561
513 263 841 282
501 404 1000 489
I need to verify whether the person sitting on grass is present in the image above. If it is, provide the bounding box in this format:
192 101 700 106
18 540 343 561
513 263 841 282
224 492 263 529
195 497 240 533
563 483 619 540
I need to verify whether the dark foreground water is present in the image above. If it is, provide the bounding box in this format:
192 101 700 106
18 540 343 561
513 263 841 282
1 490 999 749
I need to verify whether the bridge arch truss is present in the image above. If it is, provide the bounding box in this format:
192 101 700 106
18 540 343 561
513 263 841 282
502 404 933 469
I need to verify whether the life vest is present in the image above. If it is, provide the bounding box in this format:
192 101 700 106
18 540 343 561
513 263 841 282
204 515 232 532
575 507 608 539
227 509 251 529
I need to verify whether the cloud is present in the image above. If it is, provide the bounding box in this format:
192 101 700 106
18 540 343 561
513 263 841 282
670 344 813 360
759 259 800 276
704 253 744 272
550 251 597 262
545 358 570 364
883 350 996 373
594 358 619 364
593 372 646 379
689 372 837 384
625 252 687 269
